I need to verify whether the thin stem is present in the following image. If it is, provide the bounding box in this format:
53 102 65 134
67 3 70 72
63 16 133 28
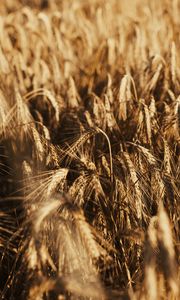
95 127 113 183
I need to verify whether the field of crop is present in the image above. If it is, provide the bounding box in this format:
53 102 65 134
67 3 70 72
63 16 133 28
0 0 179 299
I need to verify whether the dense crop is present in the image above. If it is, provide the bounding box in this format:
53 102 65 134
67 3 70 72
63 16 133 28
0 0 179 299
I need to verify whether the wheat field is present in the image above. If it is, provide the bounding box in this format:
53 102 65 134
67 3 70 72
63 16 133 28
0 0 179 299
